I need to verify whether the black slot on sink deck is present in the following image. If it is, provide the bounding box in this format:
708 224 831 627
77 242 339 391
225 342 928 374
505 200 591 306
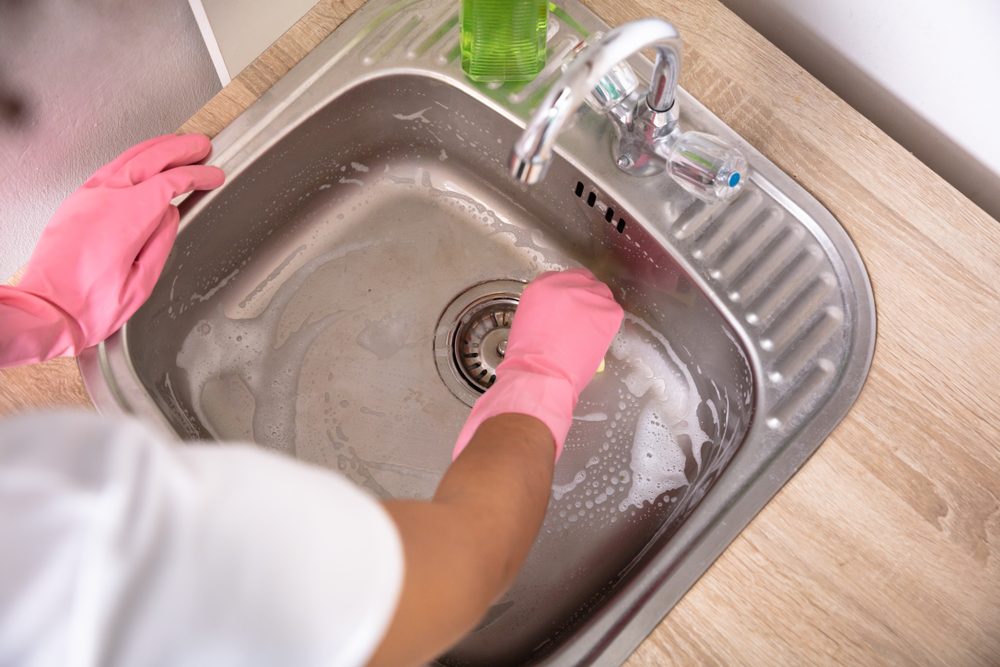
574 181 627 234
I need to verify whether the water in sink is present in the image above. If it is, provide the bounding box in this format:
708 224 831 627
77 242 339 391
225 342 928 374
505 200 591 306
173 164 734 504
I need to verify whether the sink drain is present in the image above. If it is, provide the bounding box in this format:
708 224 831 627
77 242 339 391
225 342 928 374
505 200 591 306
434 280 526 406
454 298 516 391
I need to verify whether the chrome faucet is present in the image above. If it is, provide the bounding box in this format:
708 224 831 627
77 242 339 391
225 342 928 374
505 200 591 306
510 18 747 203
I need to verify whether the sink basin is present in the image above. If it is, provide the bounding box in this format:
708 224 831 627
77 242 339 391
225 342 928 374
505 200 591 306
80 0 876 664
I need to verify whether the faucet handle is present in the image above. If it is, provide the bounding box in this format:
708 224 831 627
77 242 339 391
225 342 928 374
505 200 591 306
662 130 748 203
566 33 640 113
588 60 639 112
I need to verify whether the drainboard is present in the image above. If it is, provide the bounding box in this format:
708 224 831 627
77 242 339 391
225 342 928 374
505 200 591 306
79 0 875 665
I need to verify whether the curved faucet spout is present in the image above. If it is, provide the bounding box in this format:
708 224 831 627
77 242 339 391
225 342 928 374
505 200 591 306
509 18 682 185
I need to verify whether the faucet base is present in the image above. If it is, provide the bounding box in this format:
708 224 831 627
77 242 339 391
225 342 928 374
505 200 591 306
610 95 679 176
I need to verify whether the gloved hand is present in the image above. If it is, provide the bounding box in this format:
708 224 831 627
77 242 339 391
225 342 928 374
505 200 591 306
0 134 225 368
453 268 624 461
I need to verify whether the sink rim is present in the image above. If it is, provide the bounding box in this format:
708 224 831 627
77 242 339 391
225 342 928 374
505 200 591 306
79 0 876 663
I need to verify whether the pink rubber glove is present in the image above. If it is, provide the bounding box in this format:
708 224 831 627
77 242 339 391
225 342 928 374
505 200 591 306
453 268 624 461
0 134 225 368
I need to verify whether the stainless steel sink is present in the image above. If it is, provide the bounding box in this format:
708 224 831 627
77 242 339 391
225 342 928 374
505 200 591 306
80 0 875 664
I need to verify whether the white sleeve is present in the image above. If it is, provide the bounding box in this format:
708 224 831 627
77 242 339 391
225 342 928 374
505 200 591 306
0 411 404 667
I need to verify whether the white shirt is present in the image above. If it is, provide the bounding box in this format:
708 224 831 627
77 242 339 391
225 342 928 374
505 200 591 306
0 411 403 667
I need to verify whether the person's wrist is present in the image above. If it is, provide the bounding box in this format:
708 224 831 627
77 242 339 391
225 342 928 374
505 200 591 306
0 284 67 323
492 351 590 398
0 285 80 363
452 369 577 461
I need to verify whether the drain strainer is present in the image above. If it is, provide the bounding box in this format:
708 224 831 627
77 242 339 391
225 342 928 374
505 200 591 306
454 299 516 390
434 280 526 406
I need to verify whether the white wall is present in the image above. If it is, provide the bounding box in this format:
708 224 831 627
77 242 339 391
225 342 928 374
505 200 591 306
719 0 1000 220
0 0 220 281
189 0 318 85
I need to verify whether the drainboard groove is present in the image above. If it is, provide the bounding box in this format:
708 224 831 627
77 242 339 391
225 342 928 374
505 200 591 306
405 5 456 57
671 199 714 240
770 306 844 382
372 15 422 61
357 10 407 57
747 244 823 321
695 193 765 260
766 359 837 429
712 207 784 285
724 216 790 288
761 273 836 344
727 224 805 303
432 23 461 63
682 190 761 243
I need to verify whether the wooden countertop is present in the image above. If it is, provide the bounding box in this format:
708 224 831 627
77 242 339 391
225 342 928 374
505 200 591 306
4 0 998 663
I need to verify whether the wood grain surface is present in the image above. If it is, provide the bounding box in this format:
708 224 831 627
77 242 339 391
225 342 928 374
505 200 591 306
3 0 998 663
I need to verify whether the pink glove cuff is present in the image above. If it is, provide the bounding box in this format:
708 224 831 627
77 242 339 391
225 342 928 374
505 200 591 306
0 286 81 367
452 370 576 462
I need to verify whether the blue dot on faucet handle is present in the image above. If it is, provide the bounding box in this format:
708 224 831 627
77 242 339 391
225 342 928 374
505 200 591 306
728 172 741 187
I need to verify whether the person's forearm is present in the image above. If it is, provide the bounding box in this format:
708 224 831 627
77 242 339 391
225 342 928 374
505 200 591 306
369 414 555 667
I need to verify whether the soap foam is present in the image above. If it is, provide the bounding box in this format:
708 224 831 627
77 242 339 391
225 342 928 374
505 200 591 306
176 242 377 454
550 312 720 525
